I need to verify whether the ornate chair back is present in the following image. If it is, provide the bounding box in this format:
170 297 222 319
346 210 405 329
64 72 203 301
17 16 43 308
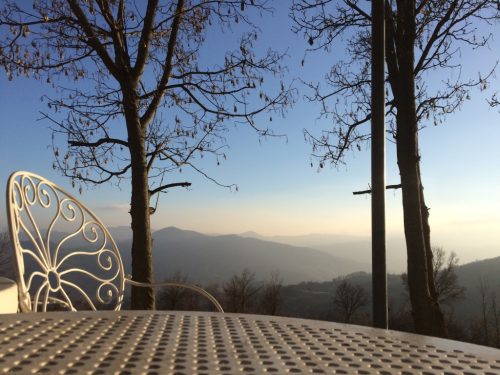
7 171 125 311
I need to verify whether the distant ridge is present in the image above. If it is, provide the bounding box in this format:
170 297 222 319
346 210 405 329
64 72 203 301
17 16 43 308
237 231 407 273
239 231 265 239
114 226 371 284
239 231 367 246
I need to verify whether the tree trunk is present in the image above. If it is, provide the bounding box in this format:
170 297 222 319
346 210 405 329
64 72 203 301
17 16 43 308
123 89 155 310
129 147 155 309
419 179 439 301
479 280 489 345
393 0 446 337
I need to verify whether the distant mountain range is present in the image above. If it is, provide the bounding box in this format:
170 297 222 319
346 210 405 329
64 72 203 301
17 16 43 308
238 231 408 273
9 225 500 322
111 226 370 284
112 226 500 319
238 231 366 246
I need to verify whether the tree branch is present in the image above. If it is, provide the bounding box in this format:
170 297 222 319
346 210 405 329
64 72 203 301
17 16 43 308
66 0 121 79
95 0 131 70
68 137 129 148
140 0 184 128
352 184 402 195
344 0 371 21
149 182 191 197
132 0 159 79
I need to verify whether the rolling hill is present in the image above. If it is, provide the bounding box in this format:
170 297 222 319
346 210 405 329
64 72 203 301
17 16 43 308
279 256 500 321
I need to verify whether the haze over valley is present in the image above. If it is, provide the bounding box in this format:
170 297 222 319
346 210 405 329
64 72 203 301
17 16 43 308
108 226 498 285
110 226 371 284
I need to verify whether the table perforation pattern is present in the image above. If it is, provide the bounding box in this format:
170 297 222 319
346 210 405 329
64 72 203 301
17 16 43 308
1 311 499 374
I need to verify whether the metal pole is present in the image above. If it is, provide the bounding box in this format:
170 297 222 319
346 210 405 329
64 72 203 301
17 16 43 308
371 0 388 329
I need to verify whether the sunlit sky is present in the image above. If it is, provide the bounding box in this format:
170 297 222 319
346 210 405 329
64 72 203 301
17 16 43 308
1 3 499 265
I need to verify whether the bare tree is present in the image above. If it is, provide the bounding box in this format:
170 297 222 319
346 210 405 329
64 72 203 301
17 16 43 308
479 278 490 345
444 311 469 343
203 281 222 312
402 247 465 307
156 271 190 311
332 278 368 324
291 0 498 336
432 247 465 306
489 292 500 348
468 281 500 348
259 271 283 315
467 282 500 348
468 318 487 345
0 1 293 309
388 297 414 332
223 268 260 313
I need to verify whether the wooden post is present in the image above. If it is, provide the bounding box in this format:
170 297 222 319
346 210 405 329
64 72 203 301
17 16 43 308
371 0 388 329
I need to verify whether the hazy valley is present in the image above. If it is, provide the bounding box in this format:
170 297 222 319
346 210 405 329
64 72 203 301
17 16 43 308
111 226 500 322
112 226 371 284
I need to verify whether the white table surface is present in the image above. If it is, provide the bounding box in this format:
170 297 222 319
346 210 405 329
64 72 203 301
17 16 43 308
0 277 17 314
1 310 499 374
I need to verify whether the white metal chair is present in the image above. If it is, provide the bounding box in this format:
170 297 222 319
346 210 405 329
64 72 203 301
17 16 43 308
6 171 223 312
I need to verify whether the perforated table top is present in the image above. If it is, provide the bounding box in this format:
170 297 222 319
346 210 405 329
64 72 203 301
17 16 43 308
1 311 499 374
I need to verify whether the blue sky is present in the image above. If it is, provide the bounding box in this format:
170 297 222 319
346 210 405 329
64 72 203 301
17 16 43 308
1 3 499 265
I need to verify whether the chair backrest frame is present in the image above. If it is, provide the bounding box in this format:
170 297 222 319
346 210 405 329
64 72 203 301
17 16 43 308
7 171 126 312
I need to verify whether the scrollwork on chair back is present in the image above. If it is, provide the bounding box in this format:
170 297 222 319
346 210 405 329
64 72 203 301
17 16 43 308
7 171 126 312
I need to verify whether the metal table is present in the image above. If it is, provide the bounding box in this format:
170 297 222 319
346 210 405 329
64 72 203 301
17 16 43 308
1 311 499 374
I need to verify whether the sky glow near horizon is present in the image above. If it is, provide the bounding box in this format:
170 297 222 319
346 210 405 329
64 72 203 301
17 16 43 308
0 2 499 266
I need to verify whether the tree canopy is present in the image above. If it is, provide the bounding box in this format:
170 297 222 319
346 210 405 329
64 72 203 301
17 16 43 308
292 0 497 166
291 0 498 336
1 0 293 193
0 0 293 308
